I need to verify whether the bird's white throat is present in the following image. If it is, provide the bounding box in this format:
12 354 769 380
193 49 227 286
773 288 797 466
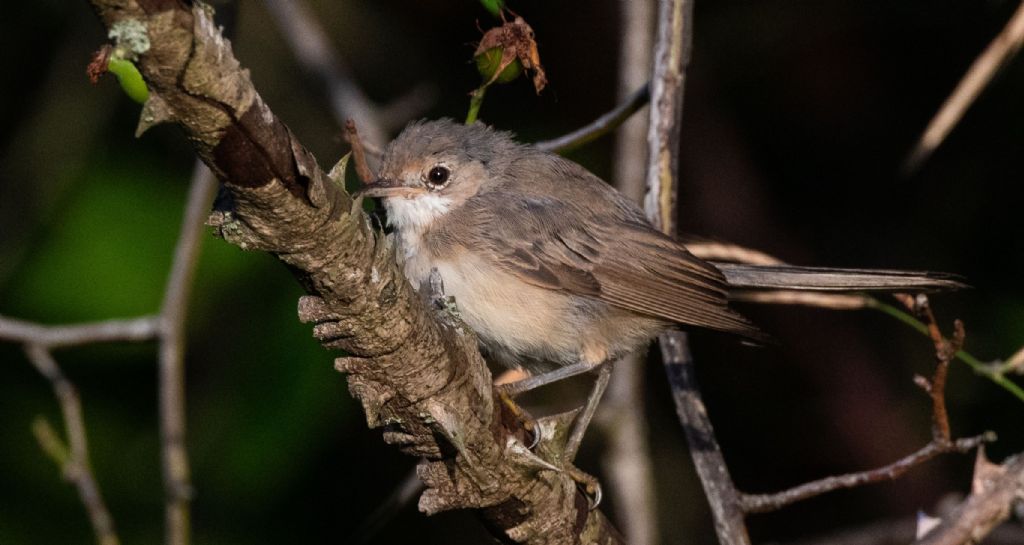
385 194 453 233
384 194 453 259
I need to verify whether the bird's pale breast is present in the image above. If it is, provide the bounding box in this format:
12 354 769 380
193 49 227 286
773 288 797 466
403 239 665 373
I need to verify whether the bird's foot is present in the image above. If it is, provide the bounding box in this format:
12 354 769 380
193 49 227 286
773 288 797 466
496 388 540 449
565 465 602 509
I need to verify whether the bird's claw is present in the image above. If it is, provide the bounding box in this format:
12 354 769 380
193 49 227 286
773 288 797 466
566 465 602 509
496 388 540 449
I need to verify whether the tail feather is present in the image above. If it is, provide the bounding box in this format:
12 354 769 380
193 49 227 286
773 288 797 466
713 263 967 293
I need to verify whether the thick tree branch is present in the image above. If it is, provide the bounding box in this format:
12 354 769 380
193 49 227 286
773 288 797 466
85 2 622 543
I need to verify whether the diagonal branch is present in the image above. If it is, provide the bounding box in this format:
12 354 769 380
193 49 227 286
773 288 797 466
739 434 994 514
534 82 650 154
915 452 1024 545
903 1 1024 173
261 0 387 149
25 344 120 545
85 2 623 543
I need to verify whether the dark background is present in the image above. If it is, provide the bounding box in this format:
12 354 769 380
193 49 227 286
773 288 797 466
1 1 1022 544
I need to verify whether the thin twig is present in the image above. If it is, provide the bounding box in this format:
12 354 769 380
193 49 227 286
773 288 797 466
25 345 119 545
376 82 439 134
157 161 217 545
684 240 785 266
901 294 964 443
661 333 751 542
781 515 1024 545
870 301 1024 403
645 0 751 542
903 1 1024 173
344 120 376 184
740 295 994 514
739 434 994 514
916 453 1024 545
998 345 1024 375
534 82 650 154
730 290 872 309
261 0 387 149
350 467 424 544
0 315 160 348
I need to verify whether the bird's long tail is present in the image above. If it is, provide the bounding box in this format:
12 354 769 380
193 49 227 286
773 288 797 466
713 263 966 293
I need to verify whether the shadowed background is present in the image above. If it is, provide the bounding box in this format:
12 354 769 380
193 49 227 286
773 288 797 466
1 1 1022 544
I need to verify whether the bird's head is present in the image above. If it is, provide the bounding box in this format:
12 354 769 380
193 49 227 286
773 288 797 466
359 119 520 233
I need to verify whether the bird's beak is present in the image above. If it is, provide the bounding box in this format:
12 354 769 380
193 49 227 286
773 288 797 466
355 178 427 199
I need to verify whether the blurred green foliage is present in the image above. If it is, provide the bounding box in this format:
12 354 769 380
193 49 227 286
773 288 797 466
1 1 1022 544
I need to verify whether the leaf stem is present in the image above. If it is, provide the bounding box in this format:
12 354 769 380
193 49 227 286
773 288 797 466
466 86 487 124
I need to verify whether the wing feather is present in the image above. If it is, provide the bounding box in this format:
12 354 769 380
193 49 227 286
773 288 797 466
459 192 763 340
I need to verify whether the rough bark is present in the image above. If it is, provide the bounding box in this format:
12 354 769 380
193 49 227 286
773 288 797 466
85 2 622 543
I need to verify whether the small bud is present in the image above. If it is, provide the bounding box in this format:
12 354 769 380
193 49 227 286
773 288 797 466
474 47 522 85
473 16 547 94
107 58 149 104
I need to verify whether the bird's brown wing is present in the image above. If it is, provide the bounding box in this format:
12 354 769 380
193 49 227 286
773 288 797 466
464 195 762 339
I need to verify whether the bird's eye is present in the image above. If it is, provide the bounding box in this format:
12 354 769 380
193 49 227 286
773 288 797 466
426 165 450 188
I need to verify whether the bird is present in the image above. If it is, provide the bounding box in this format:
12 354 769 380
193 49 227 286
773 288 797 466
357 118 962 462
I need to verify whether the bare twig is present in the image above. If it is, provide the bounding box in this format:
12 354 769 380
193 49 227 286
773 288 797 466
903 1 1024 173
156 161 217 545
998 345 1024 375
0 166 212 545
900 294 964 443
376 82 439 134
780 514 1024 545
534 83 650 154
598 1 659 543
350 467 424 545
916 452 1024 545
739 434 994 514
741 295 993 514
662 333 751 542
261 0 387 150
729 290 872 309
0 315 160 348
645 0 752 542
684 240 785 266
24 344 119 545
344 120 376 184
871 300 1024 403
644 0 692 235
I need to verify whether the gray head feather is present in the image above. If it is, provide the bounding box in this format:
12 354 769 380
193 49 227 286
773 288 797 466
382 119 527 174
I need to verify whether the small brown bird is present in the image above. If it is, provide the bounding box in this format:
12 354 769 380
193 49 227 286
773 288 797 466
359 119 960 458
